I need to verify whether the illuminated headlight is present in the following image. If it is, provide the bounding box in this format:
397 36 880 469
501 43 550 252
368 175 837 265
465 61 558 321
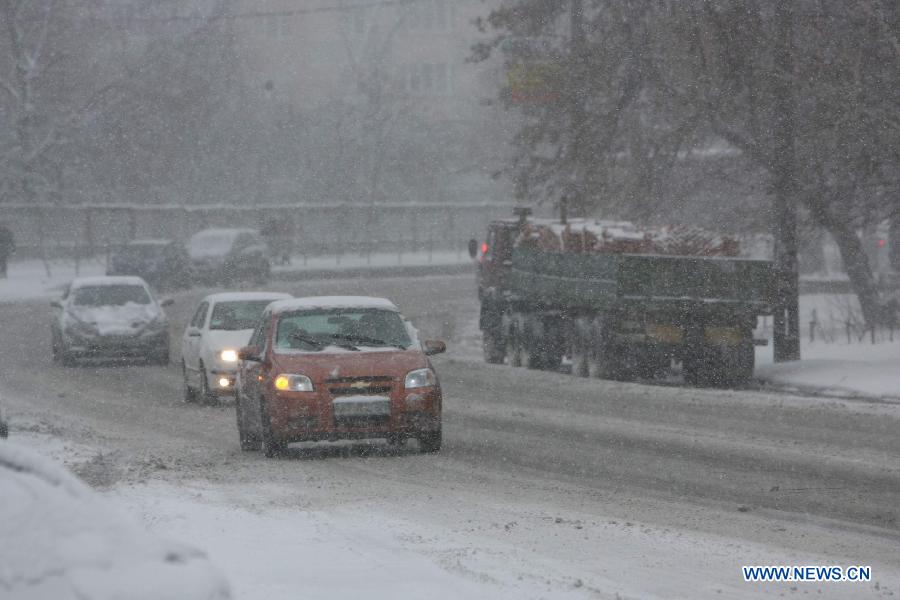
220 349 238 363
274 374 314 392
218 377 231 388
404 368 435 389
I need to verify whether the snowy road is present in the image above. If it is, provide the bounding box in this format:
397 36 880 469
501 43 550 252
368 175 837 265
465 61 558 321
2 274 900 598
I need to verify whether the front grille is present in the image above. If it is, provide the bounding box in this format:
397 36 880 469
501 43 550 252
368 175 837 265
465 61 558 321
326 376 394 398
329 386 391 396
333 415 391 428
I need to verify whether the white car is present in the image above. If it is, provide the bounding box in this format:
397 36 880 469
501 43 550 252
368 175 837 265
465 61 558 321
181 292 291 403
0 441 231 599
50 276 173 366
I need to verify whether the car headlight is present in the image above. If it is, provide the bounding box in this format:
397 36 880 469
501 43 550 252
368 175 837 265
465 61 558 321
220 349 238 363
404 368 435 389
274 374 314 392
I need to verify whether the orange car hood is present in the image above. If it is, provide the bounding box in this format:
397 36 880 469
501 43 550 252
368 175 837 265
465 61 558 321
271 349 428 383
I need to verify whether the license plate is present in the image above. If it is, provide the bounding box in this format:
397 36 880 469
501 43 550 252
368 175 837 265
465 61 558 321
332 396 391 418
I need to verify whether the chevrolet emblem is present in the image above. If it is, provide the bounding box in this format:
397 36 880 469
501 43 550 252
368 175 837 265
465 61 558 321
349 381 369 389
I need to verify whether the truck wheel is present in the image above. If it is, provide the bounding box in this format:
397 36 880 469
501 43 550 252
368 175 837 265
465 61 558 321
483 331 505 364
418 429 442 453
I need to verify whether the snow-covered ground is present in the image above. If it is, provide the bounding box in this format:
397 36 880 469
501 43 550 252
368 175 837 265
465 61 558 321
0 258 106 302
10 429 899 600
274 249 470 272
754 293 900 400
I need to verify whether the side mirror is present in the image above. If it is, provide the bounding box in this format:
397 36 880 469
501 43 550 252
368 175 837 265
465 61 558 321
160 298 174 307
467 239 479 260
423 340 446 356
50 300 62 309
238 345 261 362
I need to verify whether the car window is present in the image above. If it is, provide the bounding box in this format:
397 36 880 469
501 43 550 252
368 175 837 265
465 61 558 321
209 301 274 331
72 285 151 307
274 308 411 351
190 302 209 328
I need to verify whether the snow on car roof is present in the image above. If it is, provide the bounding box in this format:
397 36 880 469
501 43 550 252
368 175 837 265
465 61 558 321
70 276 148 289
203 292 292 304
267 296 400 314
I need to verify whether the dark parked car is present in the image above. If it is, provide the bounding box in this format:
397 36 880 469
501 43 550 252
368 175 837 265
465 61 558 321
107 239 191 290
187 228 271 286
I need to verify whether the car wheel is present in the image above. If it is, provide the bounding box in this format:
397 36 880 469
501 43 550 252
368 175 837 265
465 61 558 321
259 398 286 458
418 429 442 454
235 392 260 451
182 361 197 403
199 363 219 405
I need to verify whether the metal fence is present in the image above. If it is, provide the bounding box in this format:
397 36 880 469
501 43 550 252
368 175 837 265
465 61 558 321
0 202 515 258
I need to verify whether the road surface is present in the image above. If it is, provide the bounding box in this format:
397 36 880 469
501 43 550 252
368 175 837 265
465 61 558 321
2 274 898 599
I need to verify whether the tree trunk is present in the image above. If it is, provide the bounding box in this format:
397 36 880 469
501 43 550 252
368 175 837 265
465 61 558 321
771 2 801 362
822 218 881 328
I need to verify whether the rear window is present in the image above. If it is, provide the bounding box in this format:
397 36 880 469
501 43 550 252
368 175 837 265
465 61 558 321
275 308 412 351
72 285 151 307
209 300 274 331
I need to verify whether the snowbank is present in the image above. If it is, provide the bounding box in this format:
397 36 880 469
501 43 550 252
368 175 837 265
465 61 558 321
0 441 231 600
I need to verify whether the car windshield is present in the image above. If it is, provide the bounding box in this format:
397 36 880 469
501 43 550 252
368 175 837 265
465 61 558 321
72 285 151 307
275 308 411 351
188 232 237 259
209 300 274 331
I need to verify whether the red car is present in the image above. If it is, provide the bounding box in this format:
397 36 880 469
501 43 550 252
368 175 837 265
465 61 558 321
235 297 445 457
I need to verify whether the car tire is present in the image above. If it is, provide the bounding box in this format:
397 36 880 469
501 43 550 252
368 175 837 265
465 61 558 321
59 343 76 367
182 361 198 403
199 363 219 405
235 392 260 451
418 429 442 454
259 399 286 458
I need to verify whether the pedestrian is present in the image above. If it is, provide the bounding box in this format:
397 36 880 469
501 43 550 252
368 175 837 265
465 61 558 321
0 223 14 279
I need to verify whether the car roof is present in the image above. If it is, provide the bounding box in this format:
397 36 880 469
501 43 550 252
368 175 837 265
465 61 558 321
267 296 400 315
70 276 149 289
202 292 292 304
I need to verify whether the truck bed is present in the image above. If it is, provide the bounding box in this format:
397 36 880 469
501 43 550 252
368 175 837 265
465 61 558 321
509 246 774 313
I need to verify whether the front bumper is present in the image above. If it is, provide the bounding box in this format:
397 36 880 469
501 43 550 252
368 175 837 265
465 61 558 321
266 386 442 443
64 331 168 358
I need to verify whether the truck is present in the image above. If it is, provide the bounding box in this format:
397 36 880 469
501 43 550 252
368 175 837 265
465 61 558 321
469 208 774 385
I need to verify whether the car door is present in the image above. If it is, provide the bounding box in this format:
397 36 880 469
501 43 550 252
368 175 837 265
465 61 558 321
183 301 209 385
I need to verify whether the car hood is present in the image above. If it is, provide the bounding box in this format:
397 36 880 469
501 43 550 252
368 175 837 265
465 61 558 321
68 303 162 335
271 349 428 383
204 329 254 353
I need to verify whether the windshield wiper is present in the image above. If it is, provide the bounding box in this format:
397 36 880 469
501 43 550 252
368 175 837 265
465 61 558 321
329 333 406 350
290 333 326 350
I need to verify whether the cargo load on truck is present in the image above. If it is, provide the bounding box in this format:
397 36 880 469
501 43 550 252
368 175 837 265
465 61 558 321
470 209 774 386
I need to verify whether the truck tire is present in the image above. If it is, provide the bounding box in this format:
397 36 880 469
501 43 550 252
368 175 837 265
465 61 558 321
684 341 754 387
